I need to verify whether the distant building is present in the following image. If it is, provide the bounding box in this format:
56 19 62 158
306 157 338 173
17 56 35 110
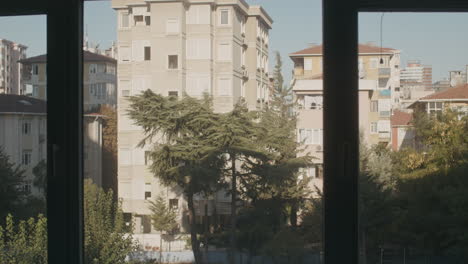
449 70 467 88
0 95 104 195
433 78 450 92
0 39 27 95
399 60 434 109
290 43 401 147
390 110 414 151
18 51 117 112
409 84 468 114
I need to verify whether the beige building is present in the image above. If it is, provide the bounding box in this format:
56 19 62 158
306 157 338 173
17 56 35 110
0 95 104 196
19 51 117 112
0 39 27 95
112 0 273 242
289 43 402 193
290 43 401 147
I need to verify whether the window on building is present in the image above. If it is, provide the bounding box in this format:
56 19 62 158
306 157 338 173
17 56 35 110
304 58 313 71
370 58 378 69
166 18 180 34
187 38 211 59
22 181 32 194
145 16 150 26
119 46 131 62
187 75 210 96
220 9 229 25
120 80 130 96
217 78 231 96
428 102 443 114
22 121 31 135
168 55 178 69
370 122 378 134
144 151 151 165
168 91 178 97
169 199 179 210
370 100 378 112
133 15 143 26
120 12 129 28
144 46 151 61
187 5 211 24
144 191 151 200
89 64 97 74
217 43 231 61
32 64 39 75
22 150 32 166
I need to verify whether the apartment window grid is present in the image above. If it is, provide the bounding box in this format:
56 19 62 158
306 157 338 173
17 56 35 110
32 64 39 75
90 83 108 100
370 122 378 134
22 120 31 135
298 128 323 145
169 199 179 210
168 55 178 69
120 12 130 29
370 100 378 112
427 102 443 114
370 58 378 69
89 64 97 74
22 150 32 166
144 46 151 61
166 18 180 34
219 8 229 25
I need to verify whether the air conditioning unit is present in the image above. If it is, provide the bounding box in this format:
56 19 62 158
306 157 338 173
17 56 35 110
242 70 249 79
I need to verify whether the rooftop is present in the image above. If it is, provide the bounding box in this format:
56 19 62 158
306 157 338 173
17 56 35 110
0 94 46 114
391 110 413 127
290 43 397 56
419 84 468 101
18 50 117 64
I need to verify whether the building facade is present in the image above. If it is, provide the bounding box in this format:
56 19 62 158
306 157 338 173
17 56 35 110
0 95 104 196
0 39 27 95
19 51 117 112
112 0 273 241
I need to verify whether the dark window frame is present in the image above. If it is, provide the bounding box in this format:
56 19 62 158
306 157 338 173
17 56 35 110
3 0 468 263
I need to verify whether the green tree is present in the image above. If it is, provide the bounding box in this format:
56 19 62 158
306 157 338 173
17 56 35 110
128 91 224 264
148 194 178 262
84 179 135 264
32 160 47 194
99 106 118 199
0 214 47 264
0 148 26 224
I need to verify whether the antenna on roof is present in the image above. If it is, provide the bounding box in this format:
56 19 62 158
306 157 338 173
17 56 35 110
379 13 385 65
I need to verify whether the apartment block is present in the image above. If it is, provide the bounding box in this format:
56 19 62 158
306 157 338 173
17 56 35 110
112 0 272 240
0 94 104 196
290 43 400 148
19 51 117 112
0 39 27 95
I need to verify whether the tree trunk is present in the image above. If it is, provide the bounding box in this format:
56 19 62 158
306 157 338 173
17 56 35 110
160 233 163 264
187 193 202 264
290 201 298 227
229 155 237 264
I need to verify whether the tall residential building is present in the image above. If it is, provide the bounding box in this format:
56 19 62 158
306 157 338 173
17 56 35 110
0 39 27 95
433 78 450 92
19 51 117 112
449 70 466 88
112 0 273 243
400 60 433 107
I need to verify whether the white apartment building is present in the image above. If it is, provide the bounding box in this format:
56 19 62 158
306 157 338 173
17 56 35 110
0 95 104 196
0 39 27 95
112 0 273 243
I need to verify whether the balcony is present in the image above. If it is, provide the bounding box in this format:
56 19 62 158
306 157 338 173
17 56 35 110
378 131 391 139
378 67 391 77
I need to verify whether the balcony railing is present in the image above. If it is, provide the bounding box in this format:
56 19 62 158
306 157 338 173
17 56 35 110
379 131 391 139
379 67 391 76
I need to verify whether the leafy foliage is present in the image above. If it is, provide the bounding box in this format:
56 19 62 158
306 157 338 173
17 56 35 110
148 194 178 234
84 179 135 264
0 148 26 225
0 214 47 264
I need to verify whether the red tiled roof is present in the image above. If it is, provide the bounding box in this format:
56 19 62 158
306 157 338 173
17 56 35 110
419 84 468 100
18 50 116 64
290 43 396 56
0 94 46 114
391 110 413 127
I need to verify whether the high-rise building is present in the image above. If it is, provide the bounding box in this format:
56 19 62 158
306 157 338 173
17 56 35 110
112 0 273 243
0 39 27 95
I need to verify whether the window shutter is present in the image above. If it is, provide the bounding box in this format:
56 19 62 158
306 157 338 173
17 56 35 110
304 58 313 71
166 18 179 34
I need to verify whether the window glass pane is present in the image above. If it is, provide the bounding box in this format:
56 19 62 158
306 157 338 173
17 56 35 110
360 12 468 263
85 1 324 263
0 14 47 262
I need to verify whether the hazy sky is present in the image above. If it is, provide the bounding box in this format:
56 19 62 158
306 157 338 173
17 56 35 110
1 0 468 83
